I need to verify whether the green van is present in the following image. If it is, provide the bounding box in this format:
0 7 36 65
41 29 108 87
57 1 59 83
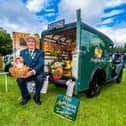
41 9 123 98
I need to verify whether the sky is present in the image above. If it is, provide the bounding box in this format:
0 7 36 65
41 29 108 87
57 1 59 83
0 0 126 46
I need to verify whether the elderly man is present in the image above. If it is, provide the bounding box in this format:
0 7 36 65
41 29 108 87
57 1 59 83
17 35 45 105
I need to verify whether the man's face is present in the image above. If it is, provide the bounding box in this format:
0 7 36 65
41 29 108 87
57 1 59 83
26 38 36 50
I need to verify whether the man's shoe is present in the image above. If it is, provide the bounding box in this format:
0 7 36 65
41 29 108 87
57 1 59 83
33 96 41 105
20 95 31 105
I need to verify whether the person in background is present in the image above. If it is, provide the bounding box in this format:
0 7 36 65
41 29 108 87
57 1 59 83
17 35 45 105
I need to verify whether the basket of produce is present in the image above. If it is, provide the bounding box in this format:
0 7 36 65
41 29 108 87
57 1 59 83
9 65 30 78
9 56 30 78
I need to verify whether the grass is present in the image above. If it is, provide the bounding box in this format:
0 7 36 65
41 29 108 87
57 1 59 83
0 68 126 126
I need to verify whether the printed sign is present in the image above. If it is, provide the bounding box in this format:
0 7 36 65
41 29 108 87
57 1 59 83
54 94 80 121
12 32 40 52
48 20 65 31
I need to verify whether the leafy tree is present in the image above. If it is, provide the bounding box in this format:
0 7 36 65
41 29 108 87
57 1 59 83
123 43 126 53
0 30 12 56
113 43 126 54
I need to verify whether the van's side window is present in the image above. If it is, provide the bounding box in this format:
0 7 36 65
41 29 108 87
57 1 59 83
81 29 90 48
81 29 102 48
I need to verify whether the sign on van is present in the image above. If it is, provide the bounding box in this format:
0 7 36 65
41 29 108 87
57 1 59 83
54 94 80 121
48 20 65 31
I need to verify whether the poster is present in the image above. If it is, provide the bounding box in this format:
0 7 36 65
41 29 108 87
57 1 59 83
54 94 80 121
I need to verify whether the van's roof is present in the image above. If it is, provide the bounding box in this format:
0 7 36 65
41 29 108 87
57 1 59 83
42 22 113 45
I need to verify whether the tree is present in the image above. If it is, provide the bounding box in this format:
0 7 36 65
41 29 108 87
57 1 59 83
0 30 12 56
113 43 126 54
123 43 126 53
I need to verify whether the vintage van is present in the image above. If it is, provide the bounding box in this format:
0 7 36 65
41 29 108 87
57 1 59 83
41 9 123 98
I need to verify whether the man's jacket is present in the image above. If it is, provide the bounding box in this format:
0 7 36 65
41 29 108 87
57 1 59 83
20 48 45 76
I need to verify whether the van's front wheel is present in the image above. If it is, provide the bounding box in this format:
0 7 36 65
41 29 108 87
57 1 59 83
86 80 101 98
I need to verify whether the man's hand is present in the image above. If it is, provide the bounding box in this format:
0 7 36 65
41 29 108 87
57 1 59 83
24 70 34 78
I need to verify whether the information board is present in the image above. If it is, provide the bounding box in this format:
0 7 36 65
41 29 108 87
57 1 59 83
54 94 80 121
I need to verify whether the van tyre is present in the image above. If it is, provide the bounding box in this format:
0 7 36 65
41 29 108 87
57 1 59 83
116 69 123 83
86 81 101 98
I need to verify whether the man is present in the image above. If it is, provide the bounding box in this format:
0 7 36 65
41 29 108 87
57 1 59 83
17 35 45 105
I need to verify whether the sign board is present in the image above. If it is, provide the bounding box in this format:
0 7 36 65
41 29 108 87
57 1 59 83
54 94 80 121
48 20 65 31
12 32 40 54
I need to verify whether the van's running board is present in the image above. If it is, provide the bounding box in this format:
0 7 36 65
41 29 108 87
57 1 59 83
53 80 67 86
105 75 118 84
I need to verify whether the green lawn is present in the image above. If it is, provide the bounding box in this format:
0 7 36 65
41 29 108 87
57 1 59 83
0 68 126 126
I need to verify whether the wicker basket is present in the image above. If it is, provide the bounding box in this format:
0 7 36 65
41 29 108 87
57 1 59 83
9 65 30 78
